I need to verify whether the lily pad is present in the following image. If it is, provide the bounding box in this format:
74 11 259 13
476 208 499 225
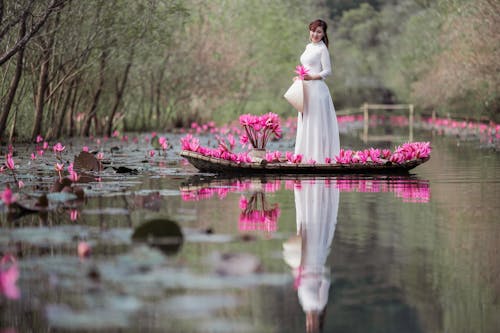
74 151 102 171
132 218 183 255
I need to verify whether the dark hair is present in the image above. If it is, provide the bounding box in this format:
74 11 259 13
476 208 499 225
309 19 329 48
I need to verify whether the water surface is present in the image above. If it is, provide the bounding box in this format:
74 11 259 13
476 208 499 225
0 129 498 333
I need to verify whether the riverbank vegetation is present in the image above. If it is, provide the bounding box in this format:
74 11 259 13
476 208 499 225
0 0 498 142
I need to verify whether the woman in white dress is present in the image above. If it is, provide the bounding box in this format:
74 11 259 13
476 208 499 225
295 19 340 163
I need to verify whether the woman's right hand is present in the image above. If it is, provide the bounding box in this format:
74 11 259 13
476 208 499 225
293 76 300 81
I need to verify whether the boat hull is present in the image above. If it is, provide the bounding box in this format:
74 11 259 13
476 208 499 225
180 151 430 174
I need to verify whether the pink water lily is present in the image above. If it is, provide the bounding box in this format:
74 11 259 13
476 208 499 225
53 142 65 153
78 241 91 258
5 154 15 170
295 65 309 80
69 171 79 182
285 152 303 164
239 113 282 150
0 254 20 300
1 186 17 205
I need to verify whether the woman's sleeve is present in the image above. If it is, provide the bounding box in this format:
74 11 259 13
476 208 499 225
319 47 332 79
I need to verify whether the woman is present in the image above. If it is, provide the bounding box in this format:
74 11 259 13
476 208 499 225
294 19 340 163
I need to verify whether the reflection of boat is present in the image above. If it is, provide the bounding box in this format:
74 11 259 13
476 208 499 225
180 151 429 174
179 174 430 203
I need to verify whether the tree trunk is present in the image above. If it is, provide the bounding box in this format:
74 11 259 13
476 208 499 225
0 14 26 142
105 49 133 137
31 50 50 141
82 49 107 136
0 0 65 67
55 79 74 138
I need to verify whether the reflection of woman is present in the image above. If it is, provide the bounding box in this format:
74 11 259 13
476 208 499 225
294 19 340 163
283 180 339 333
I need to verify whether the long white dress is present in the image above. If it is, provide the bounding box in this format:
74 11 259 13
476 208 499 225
294 41 340 163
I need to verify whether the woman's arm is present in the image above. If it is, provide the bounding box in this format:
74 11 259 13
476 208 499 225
318 46 332 79
303 46 332 81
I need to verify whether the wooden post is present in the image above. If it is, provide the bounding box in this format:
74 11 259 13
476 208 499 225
363 103 368 143
409 104 414 142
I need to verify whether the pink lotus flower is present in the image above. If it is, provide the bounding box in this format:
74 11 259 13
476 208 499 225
36 135 44 143
5 154 15 170
285 152 302 164
96 152 104 160
69 171 79 182
82 146 89 152
70 209 79 221
239 113 282 149
1 187 17 205
42 142 49 150
17 180 24 188
55 163 64 172
335 149 353 164
78 242 91 258
0 254 20 300
149 150 155 157
31 153 37 160
53 142 65 153
295 65 309 80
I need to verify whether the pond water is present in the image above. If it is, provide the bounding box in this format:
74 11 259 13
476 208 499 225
0 123 499 333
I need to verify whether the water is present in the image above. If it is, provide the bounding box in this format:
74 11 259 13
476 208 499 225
0 128 499 333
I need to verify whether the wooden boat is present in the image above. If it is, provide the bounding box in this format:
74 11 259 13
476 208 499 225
180 150 430 174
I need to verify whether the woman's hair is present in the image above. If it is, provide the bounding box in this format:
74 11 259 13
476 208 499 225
309 19 329 48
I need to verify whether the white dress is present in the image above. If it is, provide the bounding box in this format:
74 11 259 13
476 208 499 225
294 41 340 163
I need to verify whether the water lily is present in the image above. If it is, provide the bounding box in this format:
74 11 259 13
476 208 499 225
36 135 44 143
5 154 15 170
77 241 91 258
70 209 79 221
55 163 64 181
53 142 65 153
0 254 20 300
69 171 79 182
1 186 17 205
295 65 309 80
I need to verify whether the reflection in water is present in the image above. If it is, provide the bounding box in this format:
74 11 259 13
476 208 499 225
180 175 430 204
238 192 280 233
283 180 339 333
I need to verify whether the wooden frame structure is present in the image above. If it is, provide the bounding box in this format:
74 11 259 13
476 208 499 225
338 104 415 143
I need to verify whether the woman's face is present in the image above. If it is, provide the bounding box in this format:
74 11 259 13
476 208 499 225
309 26 324 43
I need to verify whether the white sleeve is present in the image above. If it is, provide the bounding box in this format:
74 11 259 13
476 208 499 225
319 47 332 79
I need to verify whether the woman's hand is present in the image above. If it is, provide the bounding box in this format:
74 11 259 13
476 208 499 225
303 74 320 81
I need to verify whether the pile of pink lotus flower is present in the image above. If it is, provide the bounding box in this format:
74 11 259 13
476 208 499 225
239 113 282 149
334 141 431 164
182 130 431 165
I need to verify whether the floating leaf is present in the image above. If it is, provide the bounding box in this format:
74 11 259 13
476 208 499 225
132 218 183 255
113 166 139 174
51 178 72 192
74 151 102 171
